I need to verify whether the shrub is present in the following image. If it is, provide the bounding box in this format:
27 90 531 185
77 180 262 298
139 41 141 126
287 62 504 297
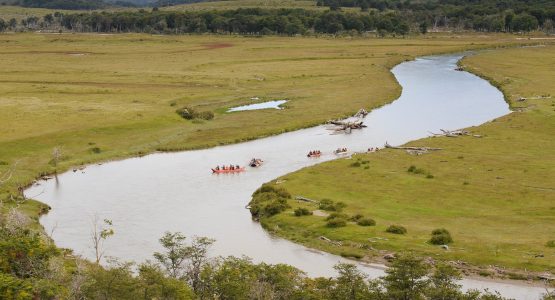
430 228 453 245
90 147 101 154
249 184 292 218
326 213 349 221
357 218 376 226
326 218 347 228
386 225 407 234
350 162 361 167
407 165 416 172
340 251 363 259
319 199 346 212
546 240 555 248
176 106 214 121
407 165 425 174
197 110 214 120
294 208 312 217
350 214 364 221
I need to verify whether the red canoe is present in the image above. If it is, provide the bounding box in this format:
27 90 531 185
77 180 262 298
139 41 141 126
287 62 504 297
212 167 245 174
307 153 321 158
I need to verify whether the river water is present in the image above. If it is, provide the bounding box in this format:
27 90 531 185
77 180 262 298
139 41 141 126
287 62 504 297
26 54 548 299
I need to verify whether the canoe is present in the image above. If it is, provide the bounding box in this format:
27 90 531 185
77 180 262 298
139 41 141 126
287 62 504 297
212 167 245 174
307 153 321 158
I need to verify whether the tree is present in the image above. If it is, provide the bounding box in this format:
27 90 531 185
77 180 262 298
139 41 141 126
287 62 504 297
90 217 114 264
383 254 430 300
426 264 463 300
419 21 428 34
0 18 6 32
154 232 189 279
331 263 372 299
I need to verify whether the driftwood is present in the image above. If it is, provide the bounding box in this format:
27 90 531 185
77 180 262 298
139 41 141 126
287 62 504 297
429 129 470 137
384 142 442 155
295 196 318 203
353 108 369 118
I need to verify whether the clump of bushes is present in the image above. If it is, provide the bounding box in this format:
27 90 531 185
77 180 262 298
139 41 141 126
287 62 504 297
429 228 453 245
326 213 349 221
350 161 361 167
294 207 312 217
357 218 376 226
546 240 555 248
249 184 291 219
176 106 214 121
326 217 347 228
319 199 347 212
386 225 407 234
408 165 433 178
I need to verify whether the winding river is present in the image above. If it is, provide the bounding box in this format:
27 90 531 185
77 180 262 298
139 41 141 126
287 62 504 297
26 54 548 299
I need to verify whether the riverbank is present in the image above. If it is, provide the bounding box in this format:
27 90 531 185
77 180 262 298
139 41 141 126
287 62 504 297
0 33 530 218
255 45 555 282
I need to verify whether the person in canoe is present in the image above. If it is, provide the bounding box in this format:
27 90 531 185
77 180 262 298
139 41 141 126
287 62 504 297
307 150 321 157
249 158 263 167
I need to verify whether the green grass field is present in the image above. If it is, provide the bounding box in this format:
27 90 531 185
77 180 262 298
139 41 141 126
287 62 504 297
0 33 527 202
259 45 555 277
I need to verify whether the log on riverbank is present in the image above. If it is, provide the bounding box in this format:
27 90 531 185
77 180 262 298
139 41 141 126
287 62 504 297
384 142 442 155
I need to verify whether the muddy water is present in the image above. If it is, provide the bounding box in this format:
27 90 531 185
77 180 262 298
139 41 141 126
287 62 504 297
27 55 547 299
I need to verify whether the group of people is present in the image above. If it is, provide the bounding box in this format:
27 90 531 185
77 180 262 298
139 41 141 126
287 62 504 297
250 158 263 167
307 150 321 157
214 165 241 171
367 147 380 152
335 147 348 153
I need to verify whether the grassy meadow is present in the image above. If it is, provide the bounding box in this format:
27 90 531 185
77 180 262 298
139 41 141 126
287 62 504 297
260 45 555 277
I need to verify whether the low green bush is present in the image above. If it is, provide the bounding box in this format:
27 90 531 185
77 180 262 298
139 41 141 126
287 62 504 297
326 213 349 221
294 208 312 217
326 218 347 228
350 214 364 221
386 225 407 234
319 199 347 212
357 218 376 226
546 240 555 248
176 106 214 121
429 228 453 245
249 184 292 218
90 147 101 154
350 162 361 167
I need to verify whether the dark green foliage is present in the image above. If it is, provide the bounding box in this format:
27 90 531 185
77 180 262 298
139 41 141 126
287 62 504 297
249 184 291 218
350 214 364 221
176 106 214 121
386 224 407 234
294 207 312 216
383 254 430 300
326 217 347 228
326 212 349 221
90 147 101 154
319 199 347 211
357 217 376 226
350 161 361 167
545 240 555 248
430 228 453 245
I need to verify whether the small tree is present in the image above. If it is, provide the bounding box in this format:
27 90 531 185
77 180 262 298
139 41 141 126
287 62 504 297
383 254 430 300
91 216 114 264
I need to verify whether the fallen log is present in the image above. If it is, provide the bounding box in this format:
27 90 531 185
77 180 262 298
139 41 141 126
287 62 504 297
295 196 318 203
384 142 442 151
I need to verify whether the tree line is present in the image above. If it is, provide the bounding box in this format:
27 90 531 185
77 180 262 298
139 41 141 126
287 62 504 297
0 8 417 36
317 0 555 32
3 210 554 299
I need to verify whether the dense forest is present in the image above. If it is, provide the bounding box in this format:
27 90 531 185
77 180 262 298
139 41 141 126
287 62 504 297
318 0 555 32
1 7 552 35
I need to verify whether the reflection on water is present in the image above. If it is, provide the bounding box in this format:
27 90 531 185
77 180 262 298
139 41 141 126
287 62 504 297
228 100 287 112
27 55 546 299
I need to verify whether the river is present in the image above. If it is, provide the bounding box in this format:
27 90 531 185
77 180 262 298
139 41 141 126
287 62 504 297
26 54 548 299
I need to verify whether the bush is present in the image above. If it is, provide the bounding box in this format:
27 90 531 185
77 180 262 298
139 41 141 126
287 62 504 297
319 199 346 212
407 165 425 174
326 218 347 228
386 225 407 234
176 106 214 121
429 228 453 245
546 240 555 248
263 199 290 217
249 184 292 218
294 207 312 216
326 212 349 221
357 218 376 226
90 147 101 154
350 162 361 167
350 214 364 221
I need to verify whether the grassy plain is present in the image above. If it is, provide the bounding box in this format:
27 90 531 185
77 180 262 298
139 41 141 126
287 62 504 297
261 45 555 276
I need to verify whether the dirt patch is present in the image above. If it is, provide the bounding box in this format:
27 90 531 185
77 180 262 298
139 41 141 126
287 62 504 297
201 43 234 50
